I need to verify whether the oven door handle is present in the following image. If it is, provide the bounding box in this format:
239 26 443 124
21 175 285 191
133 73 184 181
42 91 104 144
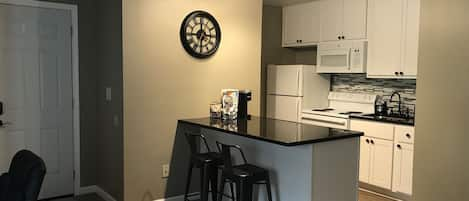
302 116 347 126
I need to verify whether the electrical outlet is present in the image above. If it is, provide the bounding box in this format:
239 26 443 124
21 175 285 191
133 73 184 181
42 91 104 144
162 164 170 178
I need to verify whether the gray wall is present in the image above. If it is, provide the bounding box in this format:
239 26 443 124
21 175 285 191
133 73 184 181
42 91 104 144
76 0 99 188
413 0 469 200
95 0 124 200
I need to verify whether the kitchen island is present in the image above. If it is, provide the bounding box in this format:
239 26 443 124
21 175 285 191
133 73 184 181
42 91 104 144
177 117 363 201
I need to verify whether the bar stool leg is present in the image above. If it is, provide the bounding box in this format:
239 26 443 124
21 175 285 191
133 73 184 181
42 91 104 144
217 175 226 201
184 163 194 201
265 177 273 201
209 167 218 201
237 180 253 201
229 182 235 201
200 164 210 201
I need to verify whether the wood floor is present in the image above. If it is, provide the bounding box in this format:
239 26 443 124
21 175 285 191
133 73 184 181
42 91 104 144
359 190 396 201
48 194 104 201
48 191 392 201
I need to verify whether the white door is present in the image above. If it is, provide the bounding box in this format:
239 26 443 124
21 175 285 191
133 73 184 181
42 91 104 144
359 137 371 183
0 4 74 199
367 0 405 77
392 143 414 195
266 95 301 122
369 138 393 190
343 0 367 40
320 0 343 42
266 65 302 96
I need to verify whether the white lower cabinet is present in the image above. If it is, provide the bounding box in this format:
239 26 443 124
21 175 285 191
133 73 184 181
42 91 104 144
359 136 393 189
369 138 394 189
352 120 415 195
359 137 371 182
392 143 414 195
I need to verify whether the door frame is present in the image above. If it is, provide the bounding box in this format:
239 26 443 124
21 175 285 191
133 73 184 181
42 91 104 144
0 0 80 196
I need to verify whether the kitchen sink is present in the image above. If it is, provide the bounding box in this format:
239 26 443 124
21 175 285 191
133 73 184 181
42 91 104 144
356 113 415 125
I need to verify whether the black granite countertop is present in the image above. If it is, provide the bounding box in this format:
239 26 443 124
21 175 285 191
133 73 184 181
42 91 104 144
179 116 363 146
350 114 415 126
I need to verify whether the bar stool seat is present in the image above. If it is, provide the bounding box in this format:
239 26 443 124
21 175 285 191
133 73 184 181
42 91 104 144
216 142 273 201
190 152 221 165
227 164 269 180
184 132 222 201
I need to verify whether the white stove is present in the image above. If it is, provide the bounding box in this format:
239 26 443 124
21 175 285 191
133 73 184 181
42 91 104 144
302 92 377 129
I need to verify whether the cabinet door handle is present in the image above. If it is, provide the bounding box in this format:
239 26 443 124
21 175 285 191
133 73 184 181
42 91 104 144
397 144 402 149
370 140 375 144
400 72 404 76
406 133 411 138
366 139 370 144
342 36 345 40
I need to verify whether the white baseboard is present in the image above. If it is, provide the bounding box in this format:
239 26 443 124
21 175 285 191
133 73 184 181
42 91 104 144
79 185 117 201
154 193 199 201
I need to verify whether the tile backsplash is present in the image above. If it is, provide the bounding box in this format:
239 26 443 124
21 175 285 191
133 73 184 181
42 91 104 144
331 74 417 106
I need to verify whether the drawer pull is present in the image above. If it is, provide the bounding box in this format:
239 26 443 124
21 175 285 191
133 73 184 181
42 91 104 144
397 144 402 149
406 133 411 138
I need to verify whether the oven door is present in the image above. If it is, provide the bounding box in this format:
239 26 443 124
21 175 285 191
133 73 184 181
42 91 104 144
301 113 349 129
317 48 351 73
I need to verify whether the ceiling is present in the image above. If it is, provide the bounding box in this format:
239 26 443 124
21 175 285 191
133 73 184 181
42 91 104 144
263 0 316 6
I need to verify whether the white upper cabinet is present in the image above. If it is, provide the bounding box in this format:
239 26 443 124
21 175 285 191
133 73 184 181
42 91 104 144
283 1 320 47
320 0 368 42
367 0 420 78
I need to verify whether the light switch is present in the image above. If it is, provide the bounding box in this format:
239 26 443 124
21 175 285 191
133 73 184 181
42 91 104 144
105 87 112 101
113 115 119 127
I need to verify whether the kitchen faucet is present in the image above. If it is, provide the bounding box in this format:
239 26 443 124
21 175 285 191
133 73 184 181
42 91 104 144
389 91 402 115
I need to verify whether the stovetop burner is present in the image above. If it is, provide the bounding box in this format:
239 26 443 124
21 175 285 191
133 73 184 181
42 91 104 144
339 111 363 115
312 108 335 112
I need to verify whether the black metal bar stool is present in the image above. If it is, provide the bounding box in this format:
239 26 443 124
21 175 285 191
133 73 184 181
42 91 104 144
184 132 221 201
216 142 273 201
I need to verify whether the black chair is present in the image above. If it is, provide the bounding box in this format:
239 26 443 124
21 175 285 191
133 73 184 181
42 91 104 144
216 142 273 201
183 132 223 201
0 150 47 201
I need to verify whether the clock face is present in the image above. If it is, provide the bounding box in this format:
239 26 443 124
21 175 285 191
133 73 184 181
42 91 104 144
180 11 221 59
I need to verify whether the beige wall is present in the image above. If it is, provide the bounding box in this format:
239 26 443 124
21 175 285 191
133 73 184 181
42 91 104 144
413 0 469 200
123 0 262 200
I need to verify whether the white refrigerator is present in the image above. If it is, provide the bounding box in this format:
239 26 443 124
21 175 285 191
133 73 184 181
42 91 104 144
266 65 330 122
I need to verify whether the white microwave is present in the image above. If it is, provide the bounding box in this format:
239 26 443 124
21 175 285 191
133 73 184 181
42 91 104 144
317 40 367 73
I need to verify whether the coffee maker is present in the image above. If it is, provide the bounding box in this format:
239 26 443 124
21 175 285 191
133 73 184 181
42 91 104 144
237 90 252 119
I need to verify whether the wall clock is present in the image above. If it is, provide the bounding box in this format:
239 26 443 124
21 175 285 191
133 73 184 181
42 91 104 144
180 11 221 59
